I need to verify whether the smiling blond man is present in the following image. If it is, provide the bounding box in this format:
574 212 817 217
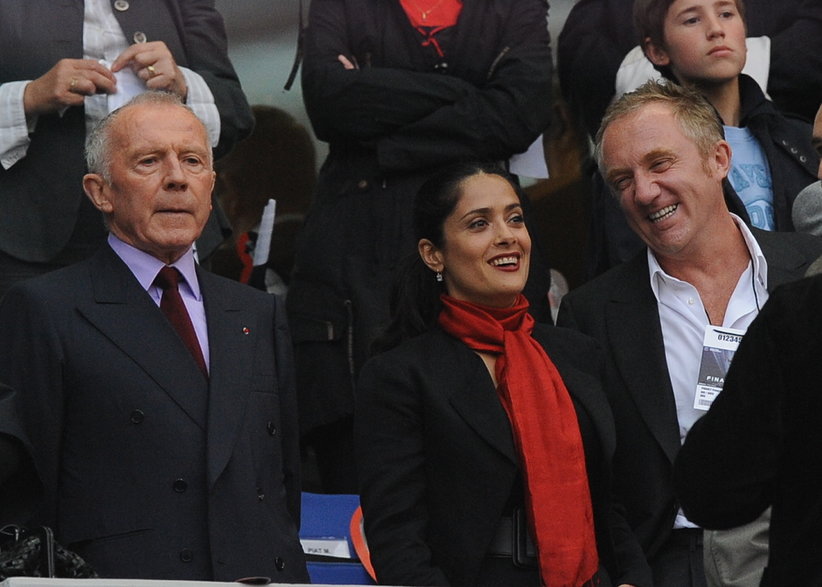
557 80 822 586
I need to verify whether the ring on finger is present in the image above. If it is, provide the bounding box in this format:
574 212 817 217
147 64 158 77
69 77 78 90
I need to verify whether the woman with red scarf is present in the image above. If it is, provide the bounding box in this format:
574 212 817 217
355 163 651 587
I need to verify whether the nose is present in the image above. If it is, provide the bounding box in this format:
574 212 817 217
633 172 661 205
495 220 517 245
163 157 188 191
705 14 725 39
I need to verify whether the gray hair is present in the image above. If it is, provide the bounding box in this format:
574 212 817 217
594 80 725 175
85 91 210 181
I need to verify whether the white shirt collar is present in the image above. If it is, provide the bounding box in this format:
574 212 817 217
648 213 768 301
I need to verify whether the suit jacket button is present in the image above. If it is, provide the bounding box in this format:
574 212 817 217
132 31 147 44
356 179 369 190
173 479 188 493
113 0 130 11
180 549 193 563
129 410 145 424
266 421 277 436
274 557 285 571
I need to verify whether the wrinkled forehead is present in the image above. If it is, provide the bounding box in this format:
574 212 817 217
118 103 207 138
113 104 210 156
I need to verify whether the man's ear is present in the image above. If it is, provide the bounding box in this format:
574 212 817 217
712 140 733 180
644 37 671 67
83 173 113 213
209 170 216 209
418 239 444 273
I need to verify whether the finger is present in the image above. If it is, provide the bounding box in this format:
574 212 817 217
76 59 117 82
145 73 169 91
110 43 143 71
144 69 187 98
338 54 356 70
112 41 174 72
84 69 118 94
138 63 169 84
142 41 174 64
65 67 117 96
68 76 80 93
64 76 95 103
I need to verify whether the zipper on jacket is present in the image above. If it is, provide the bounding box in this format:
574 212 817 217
487 46 510 80
344 299 356 385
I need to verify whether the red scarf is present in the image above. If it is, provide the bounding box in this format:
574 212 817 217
438 294 599 587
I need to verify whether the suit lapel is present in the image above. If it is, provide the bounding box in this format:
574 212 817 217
754 228 817 288
603 234 814 466
533 328 617 460
199 270 257 488
607 256 681 464
76 246 208 429
446 339 518 464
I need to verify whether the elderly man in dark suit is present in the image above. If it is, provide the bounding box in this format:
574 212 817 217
0 92 307 583
557 81 822 587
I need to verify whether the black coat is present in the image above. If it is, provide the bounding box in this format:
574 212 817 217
355 324 652 587
288 0 553 434
675 273 822 587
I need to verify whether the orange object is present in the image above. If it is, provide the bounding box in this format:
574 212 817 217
349 506 376 582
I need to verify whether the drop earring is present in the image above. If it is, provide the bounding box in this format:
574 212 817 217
435 271 443 282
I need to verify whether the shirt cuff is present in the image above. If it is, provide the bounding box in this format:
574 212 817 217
180 67 220 148
0 81 37 170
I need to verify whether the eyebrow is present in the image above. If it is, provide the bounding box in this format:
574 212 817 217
458 202 522 221
673 0 735 17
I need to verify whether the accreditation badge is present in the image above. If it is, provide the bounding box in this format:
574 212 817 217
694 326 746 411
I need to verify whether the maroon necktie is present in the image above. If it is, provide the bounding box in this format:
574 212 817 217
154 266 208 378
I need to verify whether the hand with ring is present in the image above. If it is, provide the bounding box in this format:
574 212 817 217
112 41 188 99
23 58 117 117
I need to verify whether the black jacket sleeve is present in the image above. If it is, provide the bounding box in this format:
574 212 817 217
177 0 254 158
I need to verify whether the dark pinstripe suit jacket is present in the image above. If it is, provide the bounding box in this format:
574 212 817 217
0 244 307 582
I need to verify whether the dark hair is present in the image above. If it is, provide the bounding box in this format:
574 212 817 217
633 0 747 79
373 162 524 353
215 105 316 234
